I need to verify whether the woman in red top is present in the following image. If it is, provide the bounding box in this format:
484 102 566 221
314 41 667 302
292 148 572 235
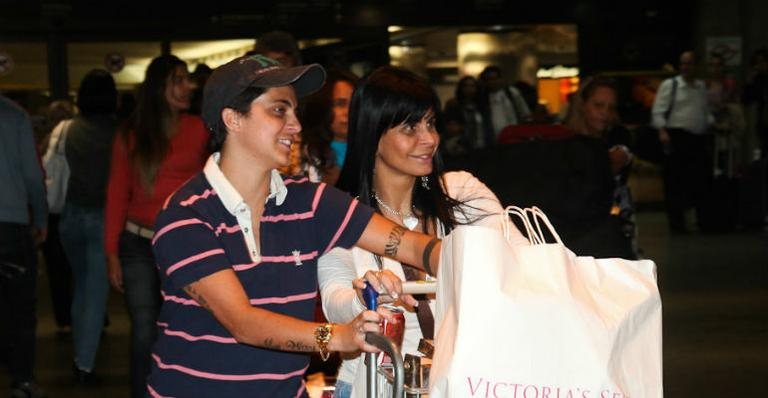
104 54 209 398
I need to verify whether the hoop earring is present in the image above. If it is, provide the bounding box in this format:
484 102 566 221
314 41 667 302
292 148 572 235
421 176 430 190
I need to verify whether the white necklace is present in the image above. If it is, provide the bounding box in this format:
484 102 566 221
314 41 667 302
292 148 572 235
373 192 419 230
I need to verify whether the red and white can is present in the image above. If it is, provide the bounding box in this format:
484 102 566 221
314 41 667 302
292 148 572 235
378 304 405 364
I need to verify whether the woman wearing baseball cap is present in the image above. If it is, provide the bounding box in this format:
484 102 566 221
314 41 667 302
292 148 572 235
147 54 442 397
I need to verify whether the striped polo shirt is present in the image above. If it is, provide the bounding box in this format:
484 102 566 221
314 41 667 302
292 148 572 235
148 153 374 397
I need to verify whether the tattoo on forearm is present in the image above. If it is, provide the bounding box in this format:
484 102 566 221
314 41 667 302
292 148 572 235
384 225 406 257
286 340 315 352
263 337 282 351
183 284 209 310
263 338 313 352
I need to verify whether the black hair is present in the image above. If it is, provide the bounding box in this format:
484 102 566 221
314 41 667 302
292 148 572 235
455 75 482 104
252 30 302 65
77 69 117 116
337 65 478 234
579 76 617 102
479 65 503 80
208 86 266 152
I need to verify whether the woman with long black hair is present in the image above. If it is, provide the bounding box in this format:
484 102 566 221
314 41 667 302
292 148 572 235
318 66 526 398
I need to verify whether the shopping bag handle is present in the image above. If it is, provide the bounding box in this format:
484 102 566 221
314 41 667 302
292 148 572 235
503 206 562 245
504 206 538 245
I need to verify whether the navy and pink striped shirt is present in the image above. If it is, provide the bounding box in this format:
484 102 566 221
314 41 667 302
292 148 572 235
148 154 374 397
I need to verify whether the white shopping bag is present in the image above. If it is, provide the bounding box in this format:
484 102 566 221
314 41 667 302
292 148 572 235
430 207 662 398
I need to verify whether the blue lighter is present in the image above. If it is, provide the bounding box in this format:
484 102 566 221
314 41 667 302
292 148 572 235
362 282 379 310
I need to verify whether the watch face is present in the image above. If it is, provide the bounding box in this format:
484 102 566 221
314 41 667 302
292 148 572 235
315 324 332 342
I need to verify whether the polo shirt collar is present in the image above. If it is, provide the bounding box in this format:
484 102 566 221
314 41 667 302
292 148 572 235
203 152 288 215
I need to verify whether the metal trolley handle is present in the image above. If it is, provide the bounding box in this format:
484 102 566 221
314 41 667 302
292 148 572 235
365 332 404 398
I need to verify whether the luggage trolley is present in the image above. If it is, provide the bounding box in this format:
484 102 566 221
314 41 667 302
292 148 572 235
364 333 429 398
362 282 431 398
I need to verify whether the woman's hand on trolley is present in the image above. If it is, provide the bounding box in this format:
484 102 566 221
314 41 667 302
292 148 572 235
333 306 400 353
353 269 418 307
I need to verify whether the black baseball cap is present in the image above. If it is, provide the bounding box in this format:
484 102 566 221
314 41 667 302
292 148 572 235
202 54 326 132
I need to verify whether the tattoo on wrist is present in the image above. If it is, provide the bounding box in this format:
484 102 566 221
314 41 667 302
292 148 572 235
286 340 315 352
183 285 209 309
384 225 406 257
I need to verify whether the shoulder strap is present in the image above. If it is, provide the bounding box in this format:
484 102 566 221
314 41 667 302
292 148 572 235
663 78 678 122
56 120 73 153
504 86 523 124
503 86 520 123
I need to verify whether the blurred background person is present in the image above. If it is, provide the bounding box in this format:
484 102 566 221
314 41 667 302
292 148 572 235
707 52 744 172
296 67 358 184
249 30 302 67
34 99 77 154
56 69 118 385
0 93 48 398
188 63 213 116
104 55 209 398
37 99 77 336
117 91 137 125
742 47 768 160
442 75 494 156
514 79 539 115
707 52 739 109
652 50 712 233
479 65 531 140
565 76 637 255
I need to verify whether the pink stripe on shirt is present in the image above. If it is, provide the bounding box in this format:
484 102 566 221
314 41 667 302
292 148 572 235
180 189 217 206
261 183 326 222
323 200 359 254
249 291 317 306
231 262 261 272
166 248 225 275
283 176 309 184
152 354 309 381
152 218 213 245
147 384 171 398
162 327 238 344
163 293 199 306
259 251 318 263
312 183 325 211
294 381 307 398
261 211 314 222
214 223 240 235
162 291 316 307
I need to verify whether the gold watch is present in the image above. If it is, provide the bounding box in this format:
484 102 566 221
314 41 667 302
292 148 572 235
314 323 333 361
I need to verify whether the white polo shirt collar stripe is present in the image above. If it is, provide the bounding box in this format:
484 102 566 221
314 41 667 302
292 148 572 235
203 152 288 262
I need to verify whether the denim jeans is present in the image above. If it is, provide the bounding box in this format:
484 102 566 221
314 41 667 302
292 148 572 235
334 379 352 398
119 230 161 398
59 203 108 371
0 222 38 384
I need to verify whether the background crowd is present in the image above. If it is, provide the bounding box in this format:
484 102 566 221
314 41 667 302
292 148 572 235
1 27 767 398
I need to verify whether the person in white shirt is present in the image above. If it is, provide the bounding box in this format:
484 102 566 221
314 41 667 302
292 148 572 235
651 50 713 233
318 66 527 398
479 65 531 138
